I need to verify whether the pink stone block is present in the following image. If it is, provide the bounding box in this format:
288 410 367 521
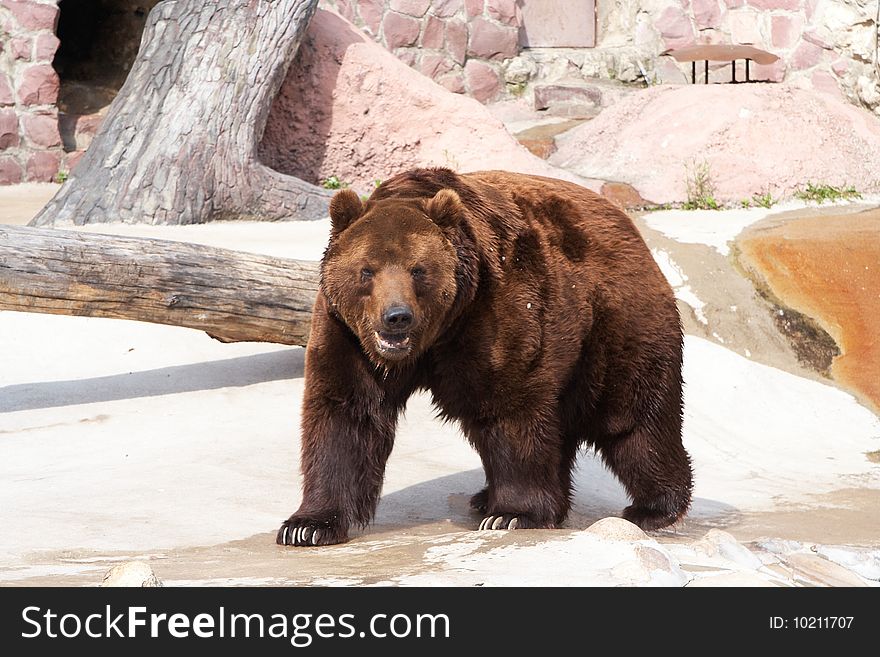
17 64 59 106
771 15 803 49
1 0 59 31
0 109 19 149
65 150 84 173
0 155 23 185
421 15 445 48
831 58 849 77
395 48 419 67
0 74 14 105
467 17 518 60
692 0 721 30
655 7 694 50
432 0 463 17
446 19 468 64
802 29 831 50
26 149 61 182
727 11 762 46
420 53 454 78
34 33 60 61
486 0 518 26
722 0 744 7
10 37 32 60
75 112 103 140
747 0 801 9
533 84 601 112
382 11 422 48
790 40 823 70
518 0 595 47
464 59 500 103
810 70 841 99
437 72 465 94
464 0 483 18
752 59 785 82
804 0 818 21
390 0 431 17
357 0 383 34
334 0 356 23
21 111 60 147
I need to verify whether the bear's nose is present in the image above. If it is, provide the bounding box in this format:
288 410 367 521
382 304 414 331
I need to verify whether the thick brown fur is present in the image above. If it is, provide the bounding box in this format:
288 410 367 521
277 168 692 547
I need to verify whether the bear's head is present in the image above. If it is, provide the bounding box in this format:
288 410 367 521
320 188 465 365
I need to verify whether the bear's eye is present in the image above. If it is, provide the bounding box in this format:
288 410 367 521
411 266 426 279
360 267 374 283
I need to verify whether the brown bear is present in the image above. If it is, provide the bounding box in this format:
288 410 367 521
277 168 692 546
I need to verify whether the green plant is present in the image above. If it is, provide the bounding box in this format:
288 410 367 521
682 160 720 210
321 175 348 190
751 190 776 209
358 180 383 202
54 170 69 184
739 199 752 209
794 182 861 204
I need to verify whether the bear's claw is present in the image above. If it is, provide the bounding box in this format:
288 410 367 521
277 516 339 546
478 514 520 531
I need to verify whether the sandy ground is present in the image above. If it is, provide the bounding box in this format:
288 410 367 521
0 184 59 226
2 185 879 586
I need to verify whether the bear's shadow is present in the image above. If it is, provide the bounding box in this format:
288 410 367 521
372 462 738 536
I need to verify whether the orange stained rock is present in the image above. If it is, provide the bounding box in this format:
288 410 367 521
738 209 880 414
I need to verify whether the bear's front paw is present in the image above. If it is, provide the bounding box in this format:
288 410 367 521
276 513 348 547
478 513 522 531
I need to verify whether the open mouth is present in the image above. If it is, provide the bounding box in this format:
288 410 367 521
374 331 411 356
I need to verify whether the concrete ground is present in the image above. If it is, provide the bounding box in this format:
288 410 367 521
1 185 879 587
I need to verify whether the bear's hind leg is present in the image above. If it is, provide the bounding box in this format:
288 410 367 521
471 419 574 531
598 424 693 531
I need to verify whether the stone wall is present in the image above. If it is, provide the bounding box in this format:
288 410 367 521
0 0 64 184
571 0 880 115
322 0 522 102
323 1 879 115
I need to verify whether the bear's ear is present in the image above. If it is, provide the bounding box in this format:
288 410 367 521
329 189 363 237
425 189 464 230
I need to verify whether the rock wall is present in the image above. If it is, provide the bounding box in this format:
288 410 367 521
0 0 64 184
321 0 522 102
323 1 879 115
534 0 880 116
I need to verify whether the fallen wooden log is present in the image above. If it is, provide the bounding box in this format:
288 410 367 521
0 225 320 346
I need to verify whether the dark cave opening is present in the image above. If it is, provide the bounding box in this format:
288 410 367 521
52 0 161 150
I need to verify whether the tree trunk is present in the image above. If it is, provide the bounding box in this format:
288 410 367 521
0 225 319 345
31 0 331 227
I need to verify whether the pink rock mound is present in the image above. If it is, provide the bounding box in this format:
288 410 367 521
550 84 880 204
259 9 586 193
